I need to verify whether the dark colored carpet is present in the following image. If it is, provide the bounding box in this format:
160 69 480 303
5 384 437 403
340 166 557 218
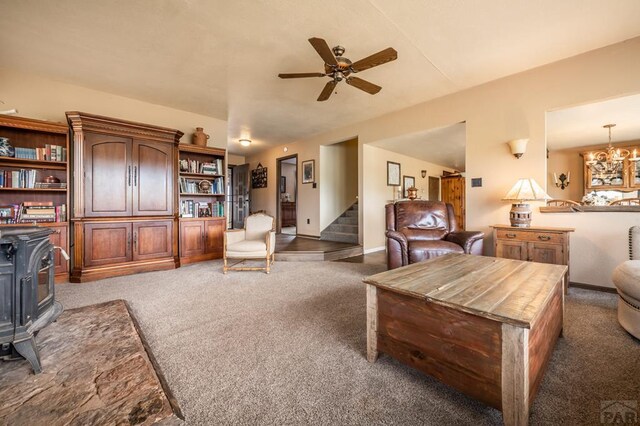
54 260 639 425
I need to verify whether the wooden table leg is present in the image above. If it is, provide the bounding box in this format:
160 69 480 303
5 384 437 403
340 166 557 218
501 323 530 426
366 284 378 363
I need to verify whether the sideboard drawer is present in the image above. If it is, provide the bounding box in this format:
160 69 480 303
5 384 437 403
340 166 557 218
496 229 565 244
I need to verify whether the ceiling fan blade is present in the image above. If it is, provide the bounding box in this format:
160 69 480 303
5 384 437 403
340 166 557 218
317 80 338 101
350 47 398 72
308 37 338 66
346 76 381 94
278 73 325 79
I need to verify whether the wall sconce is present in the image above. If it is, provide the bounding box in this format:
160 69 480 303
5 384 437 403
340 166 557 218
507 139 528 159
554 172 570 190
421 170 427 178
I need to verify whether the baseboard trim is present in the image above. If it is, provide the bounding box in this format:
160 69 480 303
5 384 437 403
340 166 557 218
364 246 385 254
569 281 617 294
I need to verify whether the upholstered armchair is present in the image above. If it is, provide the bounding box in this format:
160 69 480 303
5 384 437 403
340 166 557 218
385 200 484 270
612 226 640 339
223 213 276 274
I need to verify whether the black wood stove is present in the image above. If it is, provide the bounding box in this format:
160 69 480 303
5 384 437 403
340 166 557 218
0 227 63 374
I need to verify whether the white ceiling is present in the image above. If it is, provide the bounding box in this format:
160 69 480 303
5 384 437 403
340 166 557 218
369 122 466 171
1 0 640 155
547 93 640 150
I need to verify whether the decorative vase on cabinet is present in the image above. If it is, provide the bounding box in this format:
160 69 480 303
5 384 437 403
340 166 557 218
192 127 209 146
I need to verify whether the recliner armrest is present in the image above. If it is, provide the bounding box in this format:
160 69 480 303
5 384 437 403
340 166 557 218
445 231 485 254
386 230 408 249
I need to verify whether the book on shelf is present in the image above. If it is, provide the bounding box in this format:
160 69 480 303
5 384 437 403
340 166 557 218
180 200 224 218
0 202 66 224
179 177 224 195
179 158 224 175
12 145 66 162
0 169 66 189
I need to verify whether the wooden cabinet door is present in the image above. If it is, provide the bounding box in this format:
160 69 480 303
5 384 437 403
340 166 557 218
84 133 132 217
48 224 68 275
495 240 528 261
529 242 563 265
205 220 224 257
180 220 204 257
133 220 173 261
132 140 174 216
84 222 132 267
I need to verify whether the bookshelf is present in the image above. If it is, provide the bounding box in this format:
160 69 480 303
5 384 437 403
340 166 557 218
0 114 70 282
178 144 226 264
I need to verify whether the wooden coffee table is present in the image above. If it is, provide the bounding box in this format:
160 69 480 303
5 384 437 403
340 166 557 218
363 253 567 426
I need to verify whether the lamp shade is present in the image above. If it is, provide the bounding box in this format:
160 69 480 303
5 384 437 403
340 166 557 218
502 178 549 201
507 139 528 158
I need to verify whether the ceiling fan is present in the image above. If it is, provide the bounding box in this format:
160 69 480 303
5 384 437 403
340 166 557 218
278 37 398 101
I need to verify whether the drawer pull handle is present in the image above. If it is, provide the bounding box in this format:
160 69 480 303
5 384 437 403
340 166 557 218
506 233 517 238
538 235 551 241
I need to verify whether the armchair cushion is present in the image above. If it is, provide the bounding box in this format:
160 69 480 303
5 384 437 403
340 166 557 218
225 229 246 246
408 240 463 264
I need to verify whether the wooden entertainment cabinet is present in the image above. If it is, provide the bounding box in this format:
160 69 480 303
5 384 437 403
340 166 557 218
67 112 182 282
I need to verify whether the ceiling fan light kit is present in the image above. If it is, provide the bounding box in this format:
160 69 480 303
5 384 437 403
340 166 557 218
278 37 397 101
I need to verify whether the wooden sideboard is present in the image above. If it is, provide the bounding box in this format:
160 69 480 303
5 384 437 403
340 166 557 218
281 201 296 227
492 225 574 292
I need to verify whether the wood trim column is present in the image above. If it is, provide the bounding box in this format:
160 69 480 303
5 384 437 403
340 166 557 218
366 284 378 363
501 323 530 426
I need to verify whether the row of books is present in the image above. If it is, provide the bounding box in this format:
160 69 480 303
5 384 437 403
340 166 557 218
0 202 67 224
179 158 224 175
0 169 66 189
14 145 67 162
179 177 224 195
180 200 224 218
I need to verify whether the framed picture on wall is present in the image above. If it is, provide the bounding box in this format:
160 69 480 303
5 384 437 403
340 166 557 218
403 175 415 198
302 160 315 184
280 176 286 193
387 161 401 186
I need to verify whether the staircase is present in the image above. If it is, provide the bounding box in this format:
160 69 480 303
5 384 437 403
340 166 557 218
320 202 359 244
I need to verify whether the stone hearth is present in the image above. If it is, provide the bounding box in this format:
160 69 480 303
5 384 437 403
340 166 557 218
0 300 181 425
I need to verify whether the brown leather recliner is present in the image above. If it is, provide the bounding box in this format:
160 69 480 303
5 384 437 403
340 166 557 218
385 200 484 270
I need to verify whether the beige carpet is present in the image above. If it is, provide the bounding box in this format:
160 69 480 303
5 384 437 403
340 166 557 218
55 260 640 425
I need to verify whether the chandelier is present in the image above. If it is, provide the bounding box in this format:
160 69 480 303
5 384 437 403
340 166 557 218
586 124 638 177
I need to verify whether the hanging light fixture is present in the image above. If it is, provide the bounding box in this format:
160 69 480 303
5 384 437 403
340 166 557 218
586 124 638 177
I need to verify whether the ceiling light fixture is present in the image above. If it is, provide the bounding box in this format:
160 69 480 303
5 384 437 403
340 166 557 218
586 124 638 177
239 139 251 147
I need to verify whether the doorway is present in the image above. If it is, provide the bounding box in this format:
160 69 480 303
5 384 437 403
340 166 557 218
276 155 298 234
229 164 250 229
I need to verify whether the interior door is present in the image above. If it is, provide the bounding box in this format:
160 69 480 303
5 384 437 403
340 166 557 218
84 222 132 267
428 176 440 201
133 220 173 261
132 140 173 216
232 164 250 229
84 133 132 217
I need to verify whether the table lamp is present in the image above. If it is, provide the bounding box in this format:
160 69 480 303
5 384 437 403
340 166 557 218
502 178 549 227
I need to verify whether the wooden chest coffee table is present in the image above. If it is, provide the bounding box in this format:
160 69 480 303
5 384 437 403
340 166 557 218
363 253 567 426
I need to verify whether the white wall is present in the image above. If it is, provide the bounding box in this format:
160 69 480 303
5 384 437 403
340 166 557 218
319 138 358 230
0 68 227 149
363 145 455 250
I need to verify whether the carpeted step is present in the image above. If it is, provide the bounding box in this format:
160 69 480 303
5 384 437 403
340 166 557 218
344 210 358 217
327 223 358 234
319 231 358 244
337 216 357 225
